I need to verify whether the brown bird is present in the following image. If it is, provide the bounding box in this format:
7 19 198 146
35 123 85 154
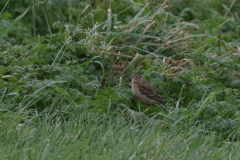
130 74 170 112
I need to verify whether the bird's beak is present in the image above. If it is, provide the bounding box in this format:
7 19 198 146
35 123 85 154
129 75 133 78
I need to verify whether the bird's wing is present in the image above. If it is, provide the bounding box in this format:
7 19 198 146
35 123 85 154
136 79 167 104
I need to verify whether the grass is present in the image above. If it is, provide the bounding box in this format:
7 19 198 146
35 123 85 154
0 0 240 159
1 104 239 159
1 105 239 160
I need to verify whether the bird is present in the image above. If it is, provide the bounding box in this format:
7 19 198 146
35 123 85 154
129 74 170 112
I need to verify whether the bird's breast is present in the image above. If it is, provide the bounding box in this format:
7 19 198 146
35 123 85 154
131 83 141 97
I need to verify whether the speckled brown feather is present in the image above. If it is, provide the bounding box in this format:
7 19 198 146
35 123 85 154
130 74 170 111
136 78 167 104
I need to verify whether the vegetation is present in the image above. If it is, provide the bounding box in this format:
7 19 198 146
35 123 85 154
0 0 240 159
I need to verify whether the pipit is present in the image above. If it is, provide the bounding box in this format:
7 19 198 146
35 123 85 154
130 74 170 112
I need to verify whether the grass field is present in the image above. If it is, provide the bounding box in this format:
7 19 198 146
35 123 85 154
0 0 240 159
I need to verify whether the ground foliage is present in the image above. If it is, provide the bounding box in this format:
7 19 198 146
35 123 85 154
0 0 240 159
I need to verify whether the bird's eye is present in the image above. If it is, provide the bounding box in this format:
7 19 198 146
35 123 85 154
135 76 138 79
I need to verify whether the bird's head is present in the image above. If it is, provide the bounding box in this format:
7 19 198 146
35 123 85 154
129 74 142 83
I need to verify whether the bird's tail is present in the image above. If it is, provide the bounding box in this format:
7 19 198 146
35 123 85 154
160 103 171 112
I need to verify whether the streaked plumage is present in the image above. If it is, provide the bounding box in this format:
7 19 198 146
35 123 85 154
130 74 170 111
